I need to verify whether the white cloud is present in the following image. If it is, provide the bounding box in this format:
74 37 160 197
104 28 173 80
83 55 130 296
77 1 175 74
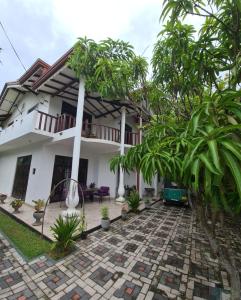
0 0 204 89
51 0 162 43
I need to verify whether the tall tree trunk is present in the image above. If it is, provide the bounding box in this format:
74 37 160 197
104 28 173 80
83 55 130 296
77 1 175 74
194 193 240 299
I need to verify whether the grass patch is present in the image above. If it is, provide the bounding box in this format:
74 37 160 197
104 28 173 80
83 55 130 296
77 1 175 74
0 211 51 259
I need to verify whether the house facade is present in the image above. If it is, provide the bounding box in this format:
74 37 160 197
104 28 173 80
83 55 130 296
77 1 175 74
0 49 158 207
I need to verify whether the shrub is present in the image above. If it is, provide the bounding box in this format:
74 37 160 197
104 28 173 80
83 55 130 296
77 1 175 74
101 206 109 220
11 199 24 209
79 213 87 233
50 215 80 255
127 191 141 213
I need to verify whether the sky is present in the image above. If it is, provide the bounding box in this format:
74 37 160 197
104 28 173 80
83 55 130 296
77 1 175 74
0 0 203 91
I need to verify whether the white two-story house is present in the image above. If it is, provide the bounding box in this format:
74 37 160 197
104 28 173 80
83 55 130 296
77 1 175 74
0 49 158 209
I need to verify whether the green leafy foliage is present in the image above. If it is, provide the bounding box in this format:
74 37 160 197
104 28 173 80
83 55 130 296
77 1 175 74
111 90 241 213
68 37 148 106
11 199 24 209
50 216 80 255
127 191 141 213
101 206 109 220
79 213 87 233
33 199 45 212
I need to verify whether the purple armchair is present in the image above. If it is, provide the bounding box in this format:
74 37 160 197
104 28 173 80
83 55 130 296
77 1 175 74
94 186 110 202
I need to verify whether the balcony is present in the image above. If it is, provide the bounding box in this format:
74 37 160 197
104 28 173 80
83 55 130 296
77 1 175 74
0 111 139 151
51 113 140 146
0 110 55 151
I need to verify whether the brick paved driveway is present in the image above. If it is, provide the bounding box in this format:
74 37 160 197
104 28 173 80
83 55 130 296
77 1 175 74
0 202 233 299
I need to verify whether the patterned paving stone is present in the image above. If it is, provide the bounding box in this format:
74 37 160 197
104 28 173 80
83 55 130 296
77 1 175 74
109 253 128 267
151 290 169 300
131 220 142 226
142 247 160 260
30 259 54 273
114 280 141 300
161 226 169 231
125 225 136 231
150 238 165 248
132 234 146 242
131 261 152 277
106 236 122 245
89 266 113 286
43 270 68 290
169 242 186 256
60 286 90 300
8 288 37 300
155 231 169 239
124 243 138 253
67 255 92 271
146 222 158 229
0 272 22 289
0 259 12 272
193 282 222 299
92 244 110 256
159 271 181 290
165 255 184 269
0 202 234 299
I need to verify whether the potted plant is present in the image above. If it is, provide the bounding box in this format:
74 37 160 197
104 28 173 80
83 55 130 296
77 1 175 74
127 191 141 213
50 215 80 257
0 194 7 204
79 213 87 239
121 203 128 220
101 206 110 230
32 199 45 226
11 199 24 213
89 182 95 189
144 198 151 209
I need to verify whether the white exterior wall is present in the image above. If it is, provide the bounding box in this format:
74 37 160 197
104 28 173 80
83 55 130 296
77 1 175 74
0 90 155 204
48 96 63 117
0 143 48 203
2 93 50 129
95 153 117 198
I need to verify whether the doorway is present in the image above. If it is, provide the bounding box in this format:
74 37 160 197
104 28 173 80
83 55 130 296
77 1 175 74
12 155 32 200
125 124 132 144
50 155 88 203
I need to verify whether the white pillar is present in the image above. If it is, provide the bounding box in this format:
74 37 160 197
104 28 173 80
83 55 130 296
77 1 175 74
116 107 126 203
63 79 85 217
138 116 143 198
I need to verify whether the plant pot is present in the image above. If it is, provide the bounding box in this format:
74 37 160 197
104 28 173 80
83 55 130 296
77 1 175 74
121 211 128 220
101 218 110 230
0 194 7 204
13 207 20 214
145 202 151 209
80 231 88 239
33 211 44 226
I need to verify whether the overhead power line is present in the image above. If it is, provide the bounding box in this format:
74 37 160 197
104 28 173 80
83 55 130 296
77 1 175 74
0 20 26 71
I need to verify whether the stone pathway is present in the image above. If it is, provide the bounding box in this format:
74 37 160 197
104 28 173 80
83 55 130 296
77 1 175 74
0 202 235 299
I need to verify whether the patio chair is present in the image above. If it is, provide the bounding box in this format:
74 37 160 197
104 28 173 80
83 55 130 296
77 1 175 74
78 184 92 202
94 186 110 202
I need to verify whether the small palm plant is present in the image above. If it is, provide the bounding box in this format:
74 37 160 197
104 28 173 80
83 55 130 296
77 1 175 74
101 206 110 230
32 199 45 226
127 191 141 213
79 213 87 239
50 215 80 256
